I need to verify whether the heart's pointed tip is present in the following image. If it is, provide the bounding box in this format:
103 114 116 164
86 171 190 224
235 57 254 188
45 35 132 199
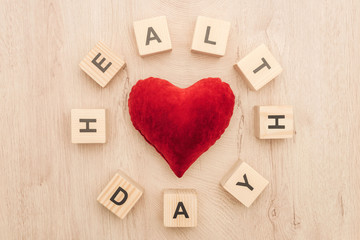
173 169 186 178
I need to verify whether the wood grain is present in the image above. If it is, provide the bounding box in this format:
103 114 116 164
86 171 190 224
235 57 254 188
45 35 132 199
133 16 172 56
71 109 106 143
221 161 269 208
79 41 125 87
234 44 283 91
191 16 231 57
97 170 144 219
0 0 359 239
163 189 197 227
254 105 293 139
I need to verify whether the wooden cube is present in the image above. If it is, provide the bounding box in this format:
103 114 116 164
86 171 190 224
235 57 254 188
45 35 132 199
97 170 144 219
191 16 231 57
163 189 197 227
71 109 106 143
234 44 282 91
79 41 125 87
254 105 294 139
221 161 268 207
133 16 172 56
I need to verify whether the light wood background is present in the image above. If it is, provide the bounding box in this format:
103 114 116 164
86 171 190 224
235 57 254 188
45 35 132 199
1 0 359 239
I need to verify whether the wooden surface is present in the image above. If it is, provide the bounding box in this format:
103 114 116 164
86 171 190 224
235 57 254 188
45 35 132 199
0 0 359 239
234 44 283 91
254 105 293 139
79 41 125 87
221 161 269 208
163 189 197 227
71 109 106 143
97 170 144 219
133 16 172 56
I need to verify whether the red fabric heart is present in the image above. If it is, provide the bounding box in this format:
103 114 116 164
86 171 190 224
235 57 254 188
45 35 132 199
128 77 235 178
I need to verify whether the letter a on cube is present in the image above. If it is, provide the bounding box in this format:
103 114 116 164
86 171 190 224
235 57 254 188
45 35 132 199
163 189 197 227
97 170 144 219
133 16 172 56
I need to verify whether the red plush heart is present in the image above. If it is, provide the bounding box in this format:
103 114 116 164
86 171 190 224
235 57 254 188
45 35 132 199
128 77 235 178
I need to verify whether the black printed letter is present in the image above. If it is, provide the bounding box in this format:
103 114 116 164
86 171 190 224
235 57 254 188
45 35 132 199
110 187 128 205
146 27 162 45
92 53 112 73
204 26 216 45
79 119 97 132
253 58 271 74
236 174 254 191
173 202 189 219
268 115 285 129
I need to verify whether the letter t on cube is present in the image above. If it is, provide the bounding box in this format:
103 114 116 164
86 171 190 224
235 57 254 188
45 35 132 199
234 44 282 91
97 170 144 219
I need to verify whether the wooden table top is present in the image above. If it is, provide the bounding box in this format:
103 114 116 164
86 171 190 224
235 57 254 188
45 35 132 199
1 0 359 239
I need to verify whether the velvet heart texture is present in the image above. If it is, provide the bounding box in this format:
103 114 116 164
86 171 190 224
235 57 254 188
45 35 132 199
128 77 235 178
